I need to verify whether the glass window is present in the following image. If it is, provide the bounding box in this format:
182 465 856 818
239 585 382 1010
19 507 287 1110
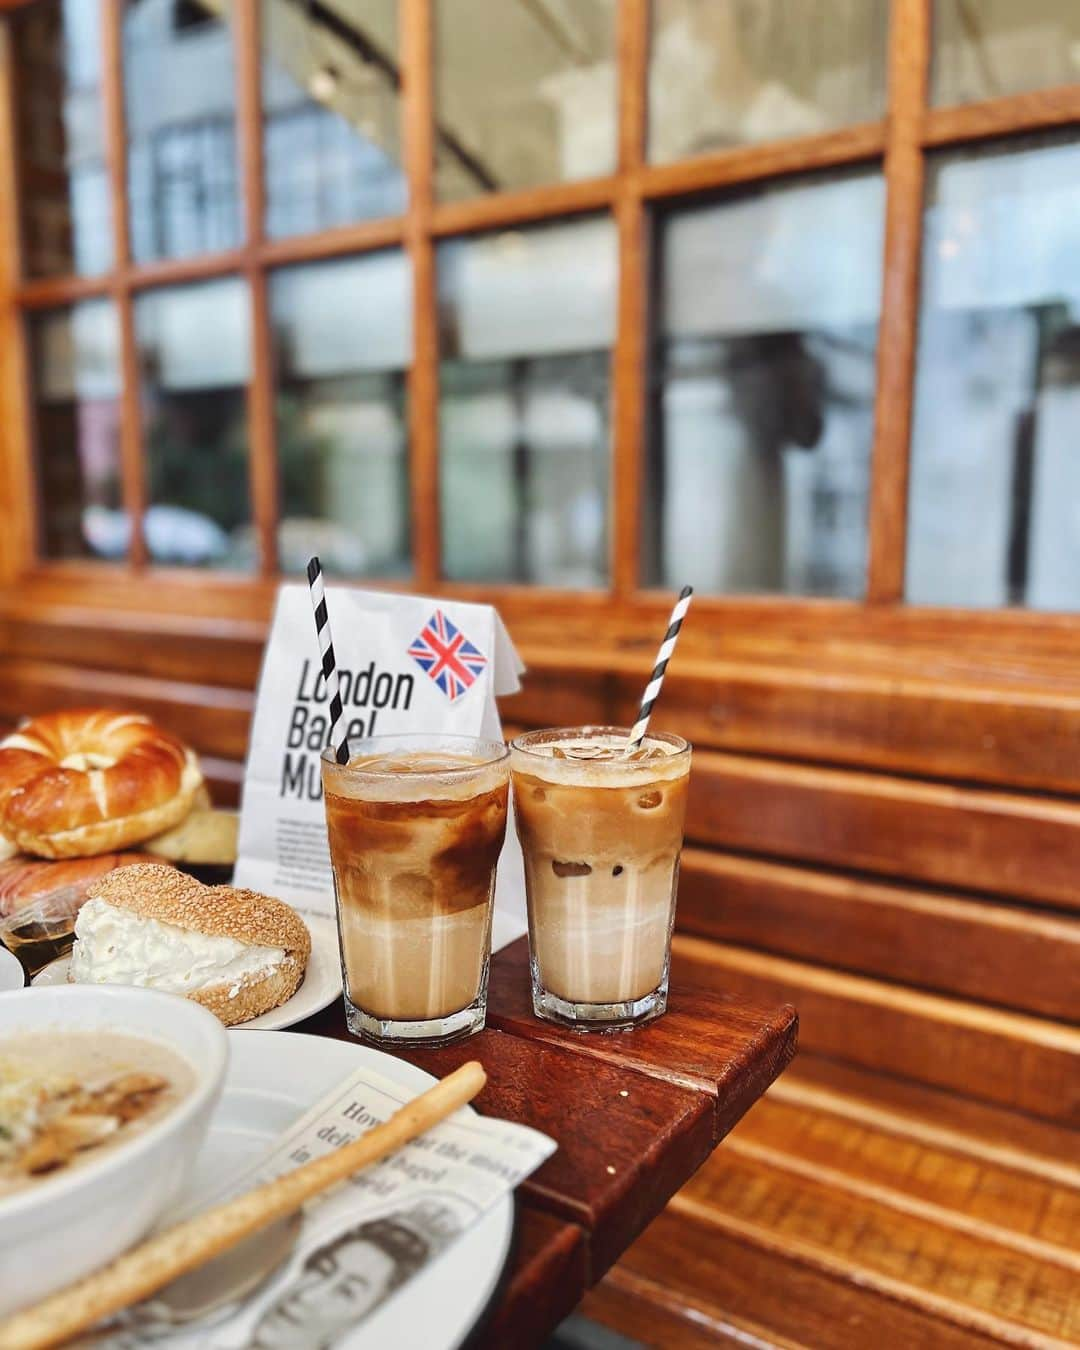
123 0 240 264
31 302 123 559
260 0 405 239
434 0 616 201
907 135 1080 610
134 277 252 569
646 171 885 597
932 1 1080 107
649 0 888 163
270 251 412 577
11 0 111 277
438 217 616 585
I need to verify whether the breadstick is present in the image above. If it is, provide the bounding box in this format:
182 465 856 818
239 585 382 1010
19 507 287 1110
0 1060 486 1350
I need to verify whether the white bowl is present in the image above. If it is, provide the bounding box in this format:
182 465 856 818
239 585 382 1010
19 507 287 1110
0 985 228 1316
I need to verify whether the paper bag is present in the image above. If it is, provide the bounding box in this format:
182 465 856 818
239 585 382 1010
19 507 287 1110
233 584 528 949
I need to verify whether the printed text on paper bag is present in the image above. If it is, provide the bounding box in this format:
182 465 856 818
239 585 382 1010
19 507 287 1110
282 658 416 800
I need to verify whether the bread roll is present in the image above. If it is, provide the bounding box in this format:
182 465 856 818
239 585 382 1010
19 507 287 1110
71 864 311 1027
0 711 204 859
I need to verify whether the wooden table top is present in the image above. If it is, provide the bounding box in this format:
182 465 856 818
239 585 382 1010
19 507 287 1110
298 935 798 1350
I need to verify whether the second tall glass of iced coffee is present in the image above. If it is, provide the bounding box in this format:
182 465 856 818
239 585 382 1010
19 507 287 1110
510 726 691 1029
321 734 509 1045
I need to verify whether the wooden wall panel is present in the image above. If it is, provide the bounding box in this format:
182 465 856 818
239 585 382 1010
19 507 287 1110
685 750 1080 911
7 606 1080 794
0 609 265 688
677 850 1080 1022
672 937 1080 1126
504 643 1080 795
0 658 253 759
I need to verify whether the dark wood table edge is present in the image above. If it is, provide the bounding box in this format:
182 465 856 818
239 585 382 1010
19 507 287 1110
294 943 800 1349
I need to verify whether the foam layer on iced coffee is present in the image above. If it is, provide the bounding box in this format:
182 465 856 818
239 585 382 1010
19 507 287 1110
514 731 687 788
324 749 508 802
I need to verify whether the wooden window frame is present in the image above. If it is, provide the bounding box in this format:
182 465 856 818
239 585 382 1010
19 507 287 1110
1 0 1080 655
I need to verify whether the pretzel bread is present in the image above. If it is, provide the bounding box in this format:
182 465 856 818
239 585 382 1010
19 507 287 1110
0 710 203 859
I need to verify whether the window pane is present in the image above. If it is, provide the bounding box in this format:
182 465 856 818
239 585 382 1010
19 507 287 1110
907 135 1080 610
438 218 616 585
649 0 888 163
271 252 411 577
134 277 252 569
123 0 240 264
434 0 616 201
646 171 884 597
11 0 111 277
261 0 405 239
31 302 123 559
933 1 1080 106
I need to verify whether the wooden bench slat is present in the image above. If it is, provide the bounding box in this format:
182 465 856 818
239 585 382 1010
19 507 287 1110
583 1267 807 1350
677 849 1080 1021
602 1207 1011 1350
672 937 1080 1125
686 750 1080 911
0 658 253 760
675 1154 1079 1345
10 608 1080 792
727 1096 1080 1264
782 1055 1080 1182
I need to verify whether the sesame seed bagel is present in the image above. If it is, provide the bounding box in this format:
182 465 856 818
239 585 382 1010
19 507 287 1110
0 710 204 859
76 864 312 1027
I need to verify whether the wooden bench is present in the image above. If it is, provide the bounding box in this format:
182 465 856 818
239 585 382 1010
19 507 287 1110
2 603 1079 1346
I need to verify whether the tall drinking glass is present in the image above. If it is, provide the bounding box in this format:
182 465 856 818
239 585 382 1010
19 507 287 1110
510 726 691 1029
321 734 509 1045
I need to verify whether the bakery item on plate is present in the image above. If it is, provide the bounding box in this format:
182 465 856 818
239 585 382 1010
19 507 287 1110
0 710 203 859
0 853 155 970
70 863 311 1026
0 853 155 920
143 808 239 866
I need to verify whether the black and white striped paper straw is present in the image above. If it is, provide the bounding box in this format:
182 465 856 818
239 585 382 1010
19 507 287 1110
625 586 693 754
306 556 350 765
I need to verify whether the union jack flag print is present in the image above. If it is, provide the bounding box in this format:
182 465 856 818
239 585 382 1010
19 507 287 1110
408 609 488 702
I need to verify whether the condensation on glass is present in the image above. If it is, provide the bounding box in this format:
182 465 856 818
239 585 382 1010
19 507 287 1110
270 251 412 577
261 0 405 239
10 0 111 276
31 301 123 559
907 134 1080 611
134 277 252 570
123 0 240 264
438 217 616 586
434 0 616 201
932 1 1080 106
648 0 888 163
646 170 885 597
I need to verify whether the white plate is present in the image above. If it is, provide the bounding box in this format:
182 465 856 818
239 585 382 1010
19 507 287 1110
179 1031 513 1350
0 945 26 991
32 917 343 1030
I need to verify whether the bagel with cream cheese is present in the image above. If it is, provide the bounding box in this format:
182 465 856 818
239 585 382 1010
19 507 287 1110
0 710 203 859
70 863 311 1026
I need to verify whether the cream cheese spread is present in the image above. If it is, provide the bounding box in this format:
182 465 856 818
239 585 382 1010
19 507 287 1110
71 897 283 998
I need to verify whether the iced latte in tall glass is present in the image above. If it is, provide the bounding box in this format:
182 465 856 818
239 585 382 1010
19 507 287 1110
321 734 509 1045
510 726 690 1029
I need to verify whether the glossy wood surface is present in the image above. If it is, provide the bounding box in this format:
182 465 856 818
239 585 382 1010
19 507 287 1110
597 1053 1080 1349
3 2 1080 1342
296 937 797 1347
866 0 930 602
